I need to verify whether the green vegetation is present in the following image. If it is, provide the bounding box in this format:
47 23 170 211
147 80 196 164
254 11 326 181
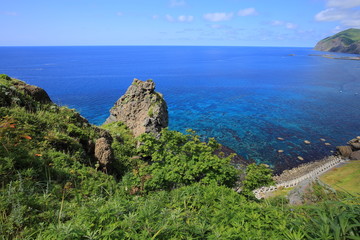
132 129 239 192
315 28 360 54
267 187 294 199
241 163 274 197
322 28 360 46
147 106 154 117
1 74 360 239
320 160 360 196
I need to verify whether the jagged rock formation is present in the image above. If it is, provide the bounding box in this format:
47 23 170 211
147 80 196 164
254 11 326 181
95 137 113 168
314 28 360 54
105 78 168 137
94 129 114 169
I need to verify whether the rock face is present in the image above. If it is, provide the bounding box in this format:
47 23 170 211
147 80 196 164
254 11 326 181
105 79 168 137
14 80 52 104
350 151 360 160
348 137 360 151
336 146 353 158
1 75 52 108
314 28 360 54
94 130 114 168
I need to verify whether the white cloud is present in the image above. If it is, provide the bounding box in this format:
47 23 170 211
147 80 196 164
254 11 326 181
165 14 175 22
270 20 298 29
116 12 124 16
315 7 360 27
316 0 360 28
203 12 233 22
165 14 194 23
342 18 360 27
285 23 298 29
152 15 159 20
315 8 346 21
169 0 186 7
270 20 284 26
332 25 345 33
210 24 224 29
237 8 258 16
326 0 360 8
178 15 194 22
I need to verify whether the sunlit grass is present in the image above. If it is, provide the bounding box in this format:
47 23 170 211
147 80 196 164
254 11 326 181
320 160 360 196
265 187 294 199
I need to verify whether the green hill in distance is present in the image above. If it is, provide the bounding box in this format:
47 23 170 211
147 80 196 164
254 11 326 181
314 28 360 54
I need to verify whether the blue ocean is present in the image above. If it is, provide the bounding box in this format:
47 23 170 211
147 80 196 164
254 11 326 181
1 46 359 172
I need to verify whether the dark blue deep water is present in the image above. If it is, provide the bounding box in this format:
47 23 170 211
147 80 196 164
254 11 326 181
1 46 359 172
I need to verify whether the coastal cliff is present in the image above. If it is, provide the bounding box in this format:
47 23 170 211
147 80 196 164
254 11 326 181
314 28 360 54
105 78 168 137
1 74 359 239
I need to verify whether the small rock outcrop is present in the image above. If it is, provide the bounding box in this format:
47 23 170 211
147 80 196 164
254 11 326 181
13 80 52 104
1 74 52 108
348 137 360 151
350 151 360 160
336 137 360 159
336 146 353 158
94 130 114 168
105 79 168 137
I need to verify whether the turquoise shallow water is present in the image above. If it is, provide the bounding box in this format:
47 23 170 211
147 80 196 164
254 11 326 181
0 46 359 172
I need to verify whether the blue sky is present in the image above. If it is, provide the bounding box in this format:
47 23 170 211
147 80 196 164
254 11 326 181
1 0 360 47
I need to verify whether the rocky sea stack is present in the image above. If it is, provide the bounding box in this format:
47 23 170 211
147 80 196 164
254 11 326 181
314 28 360 54
105 78 168 137
336 136 360 160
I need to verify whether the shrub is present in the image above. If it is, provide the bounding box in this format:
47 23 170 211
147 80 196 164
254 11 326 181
130 129 239 192
241 163 274 197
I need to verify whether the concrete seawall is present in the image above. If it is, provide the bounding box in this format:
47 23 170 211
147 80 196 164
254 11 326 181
253 156 345 199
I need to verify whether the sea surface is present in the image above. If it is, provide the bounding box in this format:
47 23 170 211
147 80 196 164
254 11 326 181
1 46 359 172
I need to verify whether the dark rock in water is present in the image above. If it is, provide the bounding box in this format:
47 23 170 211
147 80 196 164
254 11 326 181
350 142 360 150
105 78 168 137
348 138 360 150
350 151 360 160
336 146 353 158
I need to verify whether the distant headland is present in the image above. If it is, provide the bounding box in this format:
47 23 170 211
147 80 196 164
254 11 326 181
314 28 360 54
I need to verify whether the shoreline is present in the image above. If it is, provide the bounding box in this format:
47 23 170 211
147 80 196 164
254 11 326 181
273 155 343 183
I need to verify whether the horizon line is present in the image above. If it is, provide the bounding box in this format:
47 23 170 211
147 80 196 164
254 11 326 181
0 44 313 48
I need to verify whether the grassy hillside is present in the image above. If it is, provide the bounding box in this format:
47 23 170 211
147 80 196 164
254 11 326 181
315 28 360 54
320 160 360 195
1 74 360 239
323 28 360 44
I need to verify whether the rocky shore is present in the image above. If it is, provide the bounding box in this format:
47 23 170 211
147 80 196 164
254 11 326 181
273 155 343 183
274 136 360 183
